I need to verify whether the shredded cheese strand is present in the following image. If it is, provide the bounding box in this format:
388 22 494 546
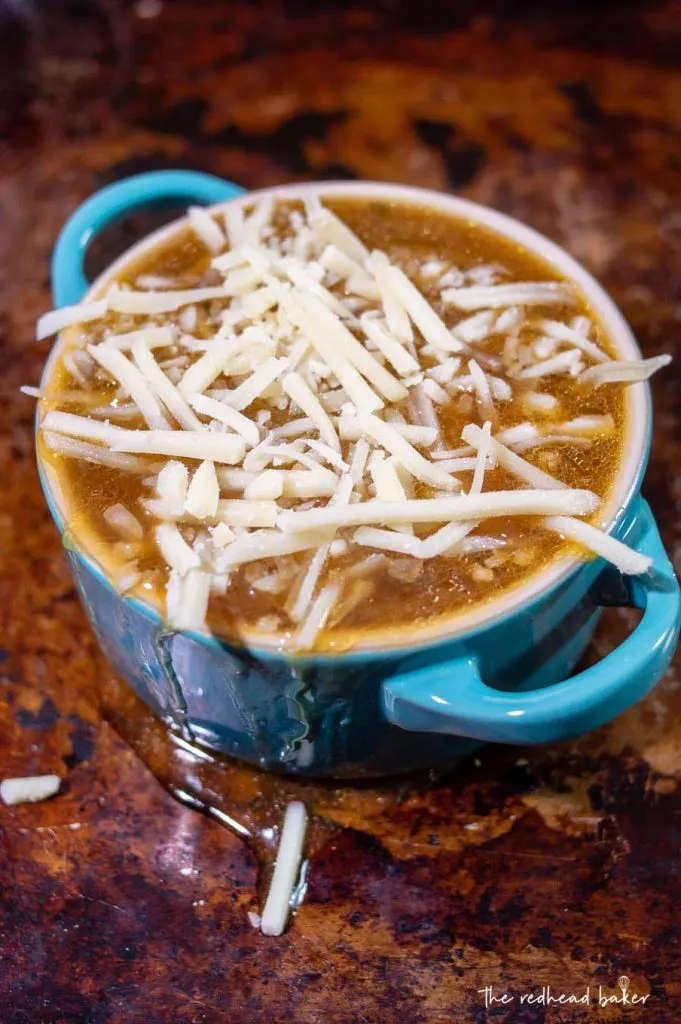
295 291 407 403
177 336 240 397
88 344 170 430
355 413 457 491
544 516 651 575
111 430 246 464
579 355 672 387
131 340 204 431
277 488 599 532
260 801 308 936
188 392 260 447
282 371 341 450
109 284 229 315
462 423 566 491
372 252 463 353
442 282 574 309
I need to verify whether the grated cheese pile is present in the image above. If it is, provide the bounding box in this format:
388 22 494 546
31 193 670 650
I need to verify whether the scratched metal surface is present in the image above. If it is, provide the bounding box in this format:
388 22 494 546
0 1 680 1022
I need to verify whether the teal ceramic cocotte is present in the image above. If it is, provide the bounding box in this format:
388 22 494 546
37 170 681 778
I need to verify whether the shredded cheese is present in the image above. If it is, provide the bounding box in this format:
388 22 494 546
373 252 464 353
167 567 210 631
462 423 566 490
427 358 462 385
112 429 246 464
216 500 279 528
420 522 477 559
223 202 245 248
579 355 672 386
354 527 421 556
220 356 289 411
108 284 228 315
512 434 590 452
156 523 201 575
369 251 414 343
304 438 348 471
521 392 560 415
469 420 492 495
319 244 379 299
277 488 599 532
338 419 437 447
421 377 450 406
370 455 412 534
177 336 240 397
552 415 614 436
102 326 175 351
41 430 149 472
296 291 407 403
212 522 235 548
289 543 333 623
188 206 226 253
131 340 204 431
243 196 274 245
360 314 420 376
42 410 126 444
188 392 260 447
88 344 170 430
467 359 495 422
103 503 143 540
37 299 108 340
281 468 339 498
157 460 189 512
244 470 285 500
442 282 574 309
537 319 609 364
215 528 335 568
185 461 220 519
294 579 342 650
1 775 61 805
281 289 383 412
282 371 341 450
515 350 584 380
453 310 496 344
544 516 651 575
308 203 368 261
243 442 321 472
260 801 308 936
349 437 371 485
354 413 457 491
496 423 539 445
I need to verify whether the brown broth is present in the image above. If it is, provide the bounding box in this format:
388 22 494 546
40 197 626 651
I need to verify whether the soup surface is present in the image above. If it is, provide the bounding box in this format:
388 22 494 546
36 193 640 652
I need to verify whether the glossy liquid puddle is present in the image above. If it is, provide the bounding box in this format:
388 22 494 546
100 674 454 921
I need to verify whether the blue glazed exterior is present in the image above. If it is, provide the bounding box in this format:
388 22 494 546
38 171 681 778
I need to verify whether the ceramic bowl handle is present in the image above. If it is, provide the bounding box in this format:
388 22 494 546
383 499 680 744
51 170 245 308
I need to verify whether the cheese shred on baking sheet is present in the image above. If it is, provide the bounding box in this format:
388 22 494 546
30 192 669 648
260 801 308 937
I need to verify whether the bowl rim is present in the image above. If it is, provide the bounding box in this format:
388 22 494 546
37 179 651 658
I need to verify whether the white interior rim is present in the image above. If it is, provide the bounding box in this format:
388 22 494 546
39 180 649 652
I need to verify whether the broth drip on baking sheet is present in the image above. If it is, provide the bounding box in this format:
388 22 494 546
100 672 469 935
37 196 632 652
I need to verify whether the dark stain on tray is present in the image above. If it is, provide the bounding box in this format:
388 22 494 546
558 81 606 126
15 697 60 732
414 118 487 188
207 110 350 173
0 0 680 1021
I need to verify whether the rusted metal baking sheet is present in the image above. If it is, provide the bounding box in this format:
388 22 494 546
0 2 679 1020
